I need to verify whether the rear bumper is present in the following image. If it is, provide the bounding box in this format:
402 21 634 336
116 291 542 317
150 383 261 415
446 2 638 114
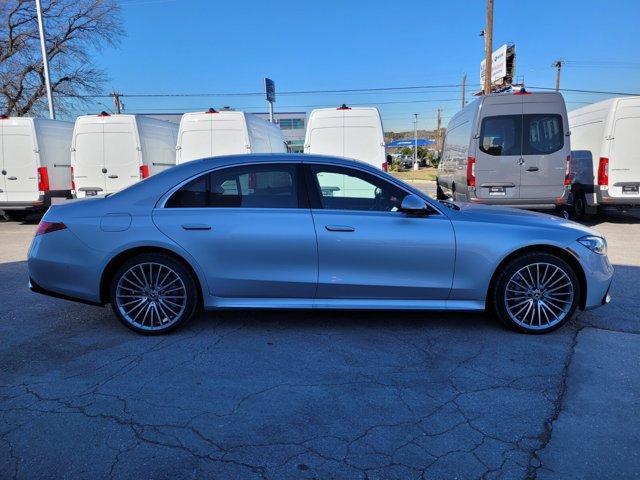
0 191 70 211
29 277 104 307
598 188 640 207
466 188 570 209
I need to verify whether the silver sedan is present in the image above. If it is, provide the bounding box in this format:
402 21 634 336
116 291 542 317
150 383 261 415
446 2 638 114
28 154 613 334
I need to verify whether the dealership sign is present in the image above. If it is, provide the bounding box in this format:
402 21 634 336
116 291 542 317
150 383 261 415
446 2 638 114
480 44 516 87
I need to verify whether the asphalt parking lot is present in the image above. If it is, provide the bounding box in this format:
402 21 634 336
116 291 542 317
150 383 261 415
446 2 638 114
1 202 639 479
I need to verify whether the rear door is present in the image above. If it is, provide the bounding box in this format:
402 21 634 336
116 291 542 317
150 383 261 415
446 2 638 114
474 100 522 200
520 101 567 200
608 115 640 199
0 121 7 202
103 121 139 194
73 121 106 197
153 162 318 300
2 121 39 202
178 114 212 163
306 112 345 158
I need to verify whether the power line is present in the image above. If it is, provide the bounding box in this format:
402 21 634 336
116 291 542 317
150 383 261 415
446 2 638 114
529 86 640 96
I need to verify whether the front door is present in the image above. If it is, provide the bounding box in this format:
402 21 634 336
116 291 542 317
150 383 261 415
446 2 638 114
474 99 523 200
153 162 318 299
306 163 455 300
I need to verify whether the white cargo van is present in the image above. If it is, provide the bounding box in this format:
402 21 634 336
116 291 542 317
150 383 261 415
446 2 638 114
437 91 571 209
568 96 640 218
0 116 74 219
304 105 387 170
71 113 178 198
176 109 286 164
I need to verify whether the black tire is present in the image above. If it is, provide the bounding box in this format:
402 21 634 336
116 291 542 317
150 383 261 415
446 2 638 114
572 191 594 221
5 211 27 222
109 253 198 335
492 252 580 334
436 179 447 200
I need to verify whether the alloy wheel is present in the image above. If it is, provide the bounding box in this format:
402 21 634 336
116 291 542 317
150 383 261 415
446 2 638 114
115 262 187 331
504 262 574 330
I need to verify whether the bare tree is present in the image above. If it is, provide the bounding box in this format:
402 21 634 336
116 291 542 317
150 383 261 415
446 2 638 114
0 0 123 116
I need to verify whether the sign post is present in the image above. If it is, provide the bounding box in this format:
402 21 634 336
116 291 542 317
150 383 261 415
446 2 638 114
264 78 276 123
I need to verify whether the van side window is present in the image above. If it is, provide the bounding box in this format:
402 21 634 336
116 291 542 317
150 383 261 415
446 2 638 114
479 115 521 156
166 164 301 209
523 114 563 155
308 165 408 212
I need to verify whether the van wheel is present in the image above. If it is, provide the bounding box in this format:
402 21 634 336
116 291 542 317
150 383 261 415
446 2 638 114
436 180 447 200
492 253 580 334
572 192 594 221
5 211 27 222
110 253 198 335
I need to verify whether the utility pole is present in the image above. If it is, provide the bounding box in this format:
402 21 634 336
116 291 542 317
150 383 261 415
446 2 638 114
111 92 123 114
35 0 55 119
552 59 564 91
483 0 494 95
436 108 442 152
461 73 467 108
413 113 418 167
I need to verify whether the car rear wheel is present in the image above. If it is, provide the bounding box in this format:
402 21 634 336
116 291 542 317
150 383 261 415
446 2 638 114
492 253 580 333
572 191 594 221
110 253 198 334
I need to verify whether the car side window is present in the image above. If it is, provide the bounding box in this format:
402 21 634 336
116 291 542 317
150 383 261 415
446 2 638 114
309 165 409 212
166 164 300 209
479 115 522 156
523 114 564 155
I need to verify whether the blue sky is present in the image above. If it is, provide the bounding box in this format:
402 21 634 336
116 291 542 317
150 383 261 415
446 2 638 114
87 0 640 131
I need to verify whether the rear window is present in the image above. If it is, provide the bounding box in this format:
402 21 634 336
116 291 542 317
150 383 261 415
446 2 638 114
523 114 564 155
166 164 300 209
479 115 521 156
479 114 564 156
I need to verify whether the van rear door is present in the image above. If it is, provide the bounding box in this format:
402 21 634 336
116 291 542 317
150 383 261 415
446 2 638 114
2 121 39 202
73 120 106 197
608 113 640 199
178 114 212 163
103 121 139 194
520 100 568 200
474 99 522 200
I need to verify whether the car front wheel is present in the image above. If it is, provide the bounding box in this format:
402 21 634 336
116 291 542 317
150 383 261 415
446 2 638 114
493 253 580 333
110 253 198 334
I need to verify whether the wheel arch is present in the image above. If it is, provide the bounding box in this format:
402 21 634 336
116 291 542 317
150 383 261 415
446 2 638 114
486 244 588 311
99 246 204 306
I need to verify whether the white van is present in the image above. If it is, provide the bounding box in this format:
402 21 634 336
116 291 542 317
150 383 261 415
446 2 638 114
568 96 640 218
437 91 571 209
304 105 387 170
176 109 286 164
71 113 178 198
0 116 74 219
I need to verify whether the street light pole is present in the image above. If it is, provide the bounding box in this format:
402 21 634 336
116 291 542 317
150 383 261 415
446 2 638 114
35 0 55 119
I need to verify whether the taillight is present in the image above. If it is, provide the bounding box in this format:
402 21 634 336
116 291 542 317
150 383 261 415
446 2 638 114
564 155 572 186
597 157 609 186
37 167 50 192
382 162 389 172
139 165 150 179
466 156 476 187
70 166 76 191
35 221 67 236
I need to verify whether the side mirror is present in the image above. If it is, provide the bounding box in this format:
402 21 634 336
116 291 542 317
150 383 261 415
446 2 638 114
400 194 429 214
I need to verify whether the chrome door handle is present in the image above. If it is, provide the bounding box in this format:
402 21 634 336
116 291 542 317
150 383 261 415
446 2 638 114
325 225 355 232
7 176 17 180
526 166 539 172
108 175 119 179
181 224 211 231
